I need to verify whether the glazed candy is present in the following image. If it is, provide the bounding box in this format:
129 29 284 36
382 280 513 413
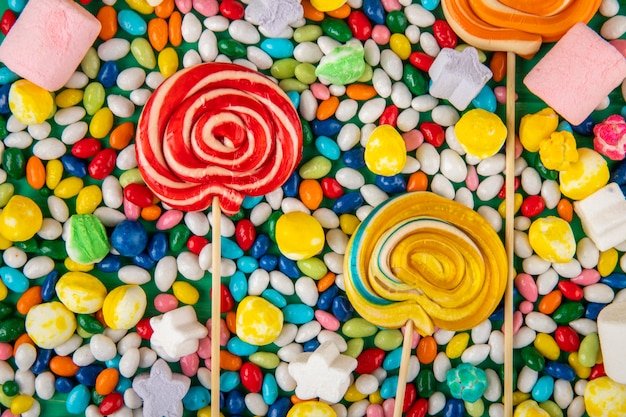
135 62 303 215
343 192 507 336
593 114 626 160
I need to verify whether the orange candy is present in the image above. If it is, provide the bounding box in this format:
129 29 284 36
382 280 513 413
148 18 169 52
155 0 175 18
407 172 428 192
317 272 336 292
302 0 325 21
316 96 339 121
226 311 237 334
141 205 162 221
169 11 183 47
50 356 80 377
490 51 507 83
557 199 573 222
220 350 243 371
299 179 324 210
97 6 117 41
326 3 351 18
109 121 135 150
417 335 437 364
539 290 562 315
346 84 378 101
16 286 42 315
96 368 120 396
26 156 45 190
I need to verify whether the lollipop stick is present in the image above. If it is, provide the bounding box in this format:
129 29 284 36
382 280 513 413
393 321 414 417
504 51 516 417
211 196 222 417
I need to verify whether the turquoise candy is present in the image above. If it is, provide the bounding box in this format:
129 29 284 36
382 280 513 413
421 0 440 10
221 237 244 259
380 375 399 399
66 214 110 264
182 386 210 411
315 41 366 85
262 374 279 405
472 85 497 112
221 371 241 392
227 336 259 356
260 38 295 59
282 304 314 324
66 384 91 415
0 266 28 293
382 347 402 370
229 271 248 302
446 363 488 403
532 375 554 403
262 289 287 308
315 136 341 160
118 9 147 36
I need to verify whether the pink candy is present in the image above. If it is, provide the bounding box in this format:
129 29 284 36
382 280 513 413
593 115 626 160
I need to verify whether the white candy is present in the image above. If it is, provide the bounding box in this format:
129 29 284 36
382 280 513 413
585 283 615 303
324 252 344 274
455 187 474 209
295 277 319 306
107 95 135 118
431 174 455 200
554 379 574 409
428 392 446 415
568 396 585 417
347 400 368 417
4 131 32 148
278 343 304 362
138 347 157 368
35 372 55 400
419 32 440 57
3 247 27 268
513 327 536 349
523 255 551 275
73 344 96 366
119 347 140 378
149 306 208 362
327 229 349 255
294 42 322 63
281 197 310 214
415 143 440 175
116 144 137 170
573 183 626 251
117 67 146 91
541 179 561 209
270 270 295 295
15 343 37 370
355 374 379 395
380 49 403 81
55 334 83 357
569 318 597 336
525 312 557 333
488 331 504 364
517 366 538 393
601 15 626 40
337 124 360 151
360 184 388 207
118 265 151 285
198 30 218 62
145 71 165 89
476 175 504 201
295 321 322 343
363 39 380 66
397 108 420 132
577 237 600 269
245 393 268 416
433 352 451 382
484 368 502 402
129 89 152 106
229 20 259 44
15 369 35 395
61 122 88 145
183 49 202 68
177 252 204 280
404 4 436 27
98 38 131 61
182 13 203 43
390 82 412 109
118 333 142 355
299 89 317 121
405 25 421 43
478 206 502 233
412 94 438 112
33 138 66 160
90 334 117 361
23 256 55 279
204 16 230 32
600 0 620 17
461 344 490 365
274 324 298 347
28 122 51 140
65 72 89 89
250 202 272 226
431 105 459 127
54 107 86 126
472 320 492 344
358 98 386 124
552 259 582 278
537 269 559 295
313 208 340 229
477 154 506 176
440 149 467 183
0 361 14 384
265 188 284 210
335 99 358 122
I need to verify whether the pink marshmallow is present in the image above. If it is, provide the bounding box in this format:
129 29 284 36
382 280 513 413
0 0 101 91
523 23 626 126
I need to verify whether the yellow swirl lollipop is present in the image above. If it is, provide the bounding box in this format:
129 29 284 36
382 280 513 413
344 192 507 336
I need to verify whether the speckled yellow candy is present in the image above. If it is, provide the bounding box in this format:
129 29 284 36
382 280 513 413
559 148 609 200
236 296 283 346
8 79 54 125
276 212 325 261
287 401 337 417
364 125 407 176
519 108 559 152
102 285 147 330
514 400 550 417
26 302 76 349
0 195 43 242
55 272 107 314
528 216 575 263
584 377 626 417
454 109 507 159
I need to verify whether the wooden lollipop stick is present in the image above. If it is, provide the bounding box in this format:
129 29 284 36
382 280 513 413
211 196 222 417
503 51 516 417
393 321 414 417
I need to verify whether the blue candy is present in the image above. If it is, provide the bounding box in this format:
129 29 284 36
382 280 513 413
7 0 26 12
571 115 595 136
117 9 147 35
259 254 278 271
315 136 341 160
442 398 464 417
376 174 406 193
311 117 342 137
287 91 300 109
111 220 148 257
147 232 168 261
611 159 626 185
31 348 53 375
303 339 320 352
226 390 246 415
332 295 354 321
115 376 132 393
268 397 291 417
183 386 211 411
97 254 122 273
317 285 338 311
544 361 576 381
585 302 606 320
363 0 386 24
229 271 248 302
332 191 363 214
75 364 104 386
61 154 88 178
106 355 121 369
133 252 156 270
343 148 366 169
278 255 300 278
66 384 90 414
0 266 28 293
56 377 75 394
283 304 314 324
0 84 11 114
41 271 60 302
282 171 300 197
261 38 295 59
251 234 272 258
97 61 119 89
601 273 626 289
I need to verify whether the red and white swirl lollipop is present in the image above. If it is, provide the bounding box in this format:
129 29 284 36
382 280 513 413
136 62 303 215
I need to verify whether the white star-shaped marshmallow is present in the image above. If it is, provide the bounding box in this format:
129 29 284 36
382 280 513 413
150 306 208 362
132 359 191 417
244 0 304 38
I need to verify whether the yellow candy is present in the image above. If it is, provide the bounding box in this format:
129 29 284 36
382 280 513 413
8 80 54 125
446 332 470 359
0 195 43 242
55 89 84 108
54 177 84 199
309 0 347 12
0 281 7 301
534 333 560 361
64 258 95 272
598 248 618 277
158 47 179 78
26 301 76 349
340 214 360 235
55 272 107 314
369 390 383 405
276 212 325 260
0 235 11 251
125 0 154 14
344 383 367 402
519 108 559 152
236 296 283 346
45 159 64 190
514 400 550 417
197 406 224 417
567 352 591 379
559 148 609 201
454 109 507 159
172 281 200 305
102 285 147 330
90 107 114 139
287 401 337 417
76 185 103 214
539 131 578 171
10 394 34 415
364 125 407 176
528 216 575 263
498 193 523 218
389 34 411 60
584 377 626 417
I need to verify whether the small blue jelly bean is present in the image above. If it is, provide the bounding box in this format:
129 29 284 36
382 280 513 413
106 355 121 369
226 390 246 415
262 374 279 405
7 0 26 12
41 270 60 302
490 306 504 321
31 348 53 375
343 148 366 169
111 220 148 257
66 384 90 414
237 256 258 274
147 232 168 261
315 136 341 160
221 237 244 259
0 266 28 293
558 121 573 133
262 289 287 308
75 364 104 386
251 234 271 259
544 361 576 381
229 271 248 302
332 192 363 214
442 398 464 417
97 254 122 273
242 195 263 209
259 254 278 271
611 160 626 186
380 375 398 399
601 273 626 289
383 348 402 370
227 336 258 356
283 304 314 324
571 115 595 136
118 9 147 35
287 91 300 109
532 375 554 403
278 256 300 279
221 371 241 392
303 339 320 352
56 377 75 394
97 61 119 89
268 397 291 417
115 376 132 393
261 38 295 59
0 67 19 84
282 172 300 197
61 154 87 178
0 84 10 114
332 295 354 321
183 386 211 411
421 0 440 10
585 302 605 320
133 252 155 270
472 85 497 112
317 285 338 311
363 0 386 24
376 174 406 193
311 117 342 137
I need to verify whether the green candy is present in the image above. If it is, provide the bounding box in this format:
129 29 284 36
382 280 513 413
342 318 377 338
131 38 156 69
299 156 332 179
169 223 191 251
218 39 246 59
301 120 313 146
374 329 403 350
578 332 600 367
297 257 328 280
77 314 105 334
0 183 15 208
278 78 309 93
293 25 323 43
416 369 436 397
315 41 366 85
0 317 25 342
2 381 19 397
386 11 408 33
80 47 100 79
521 346 545 372
552 302 584 324
14 238 38 253
344 338 364 358
2 148 25 180
83 82 105 116
294 63 317 85
38 240 68 260
66 214 110 264
321 18 352 42
271 58 299 79
404 64 428 96
0 303 13 321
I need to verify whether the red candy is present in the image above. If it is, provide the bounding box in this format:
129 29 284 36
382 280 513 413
135 63 303 214
136 318 154 340
497 177 520 198
124 183 154 208
409 52 434 72
348 11 372 41
88 148 117 180
220 0 244 20
555 326 580 352
590 363 606 380
420 122 445 147
558 281 583 301
379 105 399 126
355 348 385 374
321 178 344 199
240 362 263 392
402 383 417 412
235 219 256 251
211 284 234 313
432 20 457 48
99 392 123 415
520 195 545 217
0 10 16 35
71 138 101 158
187 235 209 255
407 398 428 417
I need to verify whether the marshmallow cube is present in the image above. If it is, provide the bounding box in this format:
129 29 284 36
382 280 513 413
0 0 101 91
523 23 626 126
573 183 626 251
598 302 626 384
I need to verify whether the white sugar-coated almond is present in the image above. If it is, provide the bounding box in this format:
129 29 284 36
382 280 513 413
277 343 303 362
177 252 203 280
330 85 346 97
420 32 440 57
523 255 551 275
204 15 229 31
145 71 165 89
4 131 32 149
209 213 235 237
117 67 146 91
541 179 561 209
397 108 420 132
431 174 455 200
484 369 501 402
270 270 295 296
335 99 358 122
364 39 380 66
248 269 270 296
415 143 440 175
298 89 317 121
552 259 582 278
118 265 151 285
360 184 389 207
318 330 347 351
182 12 203 43
0 361 14 384
327 229 349 255
250 202 272 226
281 197 310 214
294 42 323 63
431 105 459 127
104 328 128 343
336 167 364 189
337 123 360 151
119 347 140 378
47 196 69 223
199 29 218 62
35 372 55 400
476 175 504 201
465 153 482 166
404 4 436 26
455 187 474 209
258 24 292 39
117 333 142 356
513 327 536 349
65 71 89 89
130 89 152 106
324 252 343 274
574 380 587 396
23 256 54 279
515 216 531 231
358 98 386 124
245 393 268 417
73 344 96 367
347 400 368 417
601 15 626 39
514 231 533 259
231 58 257 70
313 208 340 229
22 399 40 417
477 154 506 176
139 347 157 369
54 107 85 126
360 123 376 147
274 324 297 348
433 352 451 382
15 344 37 370
116 144 137 170
229 19 259 44
108 95 135 118
94 206 127 227
124 388 143 409
380 49 403 81
184 211 210 236
489 331 504 364
478 206 501 233
428 392 446 416
6 115 26 132
102 175 123 209
517 366 538 393
472 320 492 345
600 0 620 16
155 256 177 292
372 68 391 98
295 321 321 343
440 149 467 183
183 49 202 68
61 122 88 145
554 379 574 409
3 247 27 268
525 312 557 333
33 138 66 160
584 283 614 303
355 374 379 395
295 276 319 306
15 369 35 396
90 334 117 362
521 167 542 195
391 82 412 109
214 53 232 63
317 36 340 55
401 156 421 173
412 94 438 112
405 24 420 43
434 329 454 345
28 122 51 140
445 126 465 155
461 344 491 365
265 188 283 211
537 268 559 295
569 318 597 336
98 38 130 61
577 237 599 269
55 334 83 357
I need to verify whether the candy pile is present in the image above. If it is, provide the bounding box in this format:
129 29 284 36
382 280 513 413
0 0 623 417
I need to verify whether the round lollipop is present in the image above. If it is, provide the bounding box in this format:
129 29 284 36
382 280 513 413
344 192 507 415
135 62 303 416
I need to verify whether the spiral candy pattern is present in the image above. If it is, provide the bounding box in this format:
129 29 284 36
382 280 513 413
344 192 507 336
135 63 303 214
